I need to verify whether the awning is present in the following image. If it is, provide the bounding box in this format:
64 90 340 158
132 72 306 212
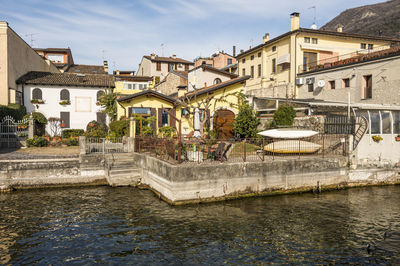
277 54 290 65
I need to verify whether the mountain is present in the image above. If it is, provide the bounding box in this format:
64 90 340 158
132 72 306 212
321 0 400 39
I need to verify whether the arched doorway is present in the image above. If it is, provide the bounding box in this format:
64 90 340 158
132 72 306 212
213 109 235 139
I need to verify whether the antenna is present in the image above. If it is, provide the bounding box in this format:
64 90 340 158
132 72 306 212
161 43 164 56
25 33 39 47
101 50 107 60
309 6 317 28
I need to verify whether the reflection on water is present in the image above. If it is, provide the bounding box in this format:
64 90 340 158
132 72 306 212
1 186 400 264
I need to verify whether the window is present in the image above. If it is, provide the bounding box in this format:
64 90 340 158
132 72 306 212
242 58 246 63
251 55 254 60
96 90 104 102
361 43 367 49
328 80 335 90
185 64 189 71
250 66 254 78
242 68 246 76
47 54 64 63
181 108 189 118
304 37 310 43
161 110 169 127
60 112 70 128
139 84 143 90
213 78 222 85
370 111 380 134
258 64 261 77
272 59 276 73
129 107 151 116
144 84 148 89
199 109 206 122
394 111 400 134
258 52 261 57
308 83 314 92
97 112 106 125
342 78 350 88
368 44 374 50
227 58 232 65
156 62 161 71
168 63 173 71
272 46 276 52
60 89 70 101
382 111 391 134
312 38 318 44
32 88 42 100
363 75 372 99
123 83 136 90
174 64 177 70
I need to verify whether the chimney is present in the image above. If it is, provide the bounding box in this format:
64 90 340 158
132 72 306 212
172 54 177 59
150 53 156 59
103 60 109 73
336 24 343 33
204 82 207 88
116 70 120 75
233 46 236 57
263 33 270 44
240 49 244 53
177 85 187 98
290 12 300 31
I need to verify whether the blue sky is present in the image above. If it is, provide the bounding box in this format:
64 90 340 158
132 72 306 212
0 0 384 72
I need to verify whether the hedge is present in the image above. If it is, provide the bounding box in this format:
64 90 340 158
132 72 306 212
0 104 26 121
109 120 129 138
62 129 84 138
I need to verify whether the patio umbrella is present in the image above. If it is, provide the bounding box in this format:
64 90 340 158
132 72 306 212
257 128 318 139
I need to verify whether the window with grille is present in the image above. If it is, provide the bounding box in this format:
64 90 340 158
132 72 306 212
32 88 42 100
60 89 70 100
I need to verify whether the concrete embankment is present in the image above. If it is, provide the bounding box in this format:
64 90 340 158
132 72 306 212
133 153 400 205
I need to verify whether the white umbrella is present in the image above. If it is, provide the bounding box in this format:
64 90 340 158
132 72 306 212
193 108 201 138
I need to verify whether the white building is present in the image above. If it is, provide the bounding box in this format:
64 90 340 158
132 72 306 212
187 65 238 91
17 71 114 134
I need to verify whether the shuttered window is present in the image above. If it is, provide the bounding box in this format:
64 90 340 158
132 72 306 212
60 112 70 128
97 90 104 102
97 112 106 125
60 89 70 100
32 88 42 100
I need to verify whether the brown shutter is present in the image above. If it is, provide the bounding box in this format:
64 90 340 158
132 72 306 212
169 108 176 129
158 108 163 130
150 108 157 134
205 109 211 128
128 107 132 117
97 112 106 125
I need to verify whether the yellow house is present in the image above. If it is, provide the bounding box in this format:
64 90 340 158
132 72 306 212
116 76 250 138
237 12 400 99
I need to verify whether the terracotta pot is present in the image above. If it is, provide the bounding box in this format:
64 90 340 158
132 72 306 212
395 136 400 142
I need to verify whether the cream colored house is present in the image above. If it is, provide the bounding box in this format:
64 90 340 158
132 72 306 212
155 70 188 96
0 22 59 105
187 65 238 91
136 54 194 84
237 13 400 99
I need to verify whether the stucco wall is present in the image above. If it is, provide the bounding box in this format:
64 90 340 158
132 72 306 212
355 134 400 166
0 22 59 105
156 72 186 96
22 84 105 132
188 68 231 91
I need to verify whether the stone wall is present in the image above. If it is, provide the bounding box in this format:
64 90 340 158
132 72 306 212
259 115 325 132
133 153 400 205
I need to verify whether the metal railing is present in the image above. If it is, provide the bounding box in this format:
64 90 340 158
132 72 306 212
298 44 400 74
85 137 129 154
134 134 349 165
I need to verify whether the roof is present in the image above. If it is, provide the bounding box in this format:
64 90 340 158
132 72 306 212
34 48 71 53
144 55 194 65
117 90 176 104
65 64 107 74
237 28 400 58
170 70 188 79
183 75 250 98
298 45 400 75
114 75 153 82
189 64 238 78
16 71 114 88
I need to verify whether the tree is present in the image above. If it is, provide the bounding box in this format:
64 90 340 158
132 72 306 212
272 105 296 127
48 117 62 137
178 89 245 137
99 87 118 122
233 103 260 138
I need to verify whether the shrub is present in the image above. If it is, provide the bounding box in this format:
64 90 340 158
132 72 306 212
69 137 79 146
26 136 48 147
23 112 47 124
85 120 108 138
159 126 176 138
233 103 260 138
272 105 296 127
109 120 129 138
62 129 84 138
0 104 26 121
142 126 153 136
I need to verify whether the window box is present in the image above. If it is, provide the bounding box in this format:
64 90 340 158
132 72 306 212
31 99 45 104
60 123 66 128
372 135 382 143
59 100 71 105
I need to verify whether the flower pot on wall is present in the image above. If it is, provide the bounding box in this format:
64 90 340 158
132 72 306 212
395 136 400 142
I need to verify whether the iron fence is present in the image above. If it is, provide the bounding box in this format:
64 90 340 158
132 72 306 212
86 137 129 154
0 116 29 149
134 134 349 165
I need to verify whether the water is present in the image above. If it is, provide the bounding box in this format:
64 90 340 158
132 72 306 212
1 186 400 265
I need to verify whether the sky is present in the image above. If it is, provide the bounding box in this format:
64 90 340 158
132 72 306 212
0 0 386 72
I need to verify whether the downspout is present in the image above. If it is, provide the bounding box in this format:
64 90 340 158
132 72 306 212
117 100 127 118
293 31 300 99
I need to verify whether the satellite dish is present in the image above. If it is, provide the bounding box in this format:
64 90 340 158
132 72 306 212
189 76 197 86
317 80 325 87
310 24 317 30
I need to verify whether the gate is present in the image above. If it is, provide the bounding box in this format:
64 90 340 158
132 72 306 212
324 115 355 134
0 116 29 148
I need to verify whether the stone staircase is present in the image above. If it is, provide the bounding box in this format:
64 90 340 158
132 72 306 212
105 153 141 187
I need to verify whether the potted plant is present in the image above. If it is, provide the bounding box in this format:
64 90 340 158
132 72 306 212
59 100 71 105
395 135 400 142
60 123 66 128
372 135 383 143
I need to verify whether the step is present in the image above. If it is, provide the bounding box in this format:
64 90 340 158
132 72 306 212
109 168 140 176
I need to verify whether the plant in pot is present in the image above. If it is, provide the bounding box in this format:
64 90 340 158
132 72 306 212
59 100 71 106
395 134 400 142
372 135 383 143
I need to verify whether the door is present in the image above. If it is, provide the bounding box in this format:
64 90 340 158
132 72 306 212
213 110 235 139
